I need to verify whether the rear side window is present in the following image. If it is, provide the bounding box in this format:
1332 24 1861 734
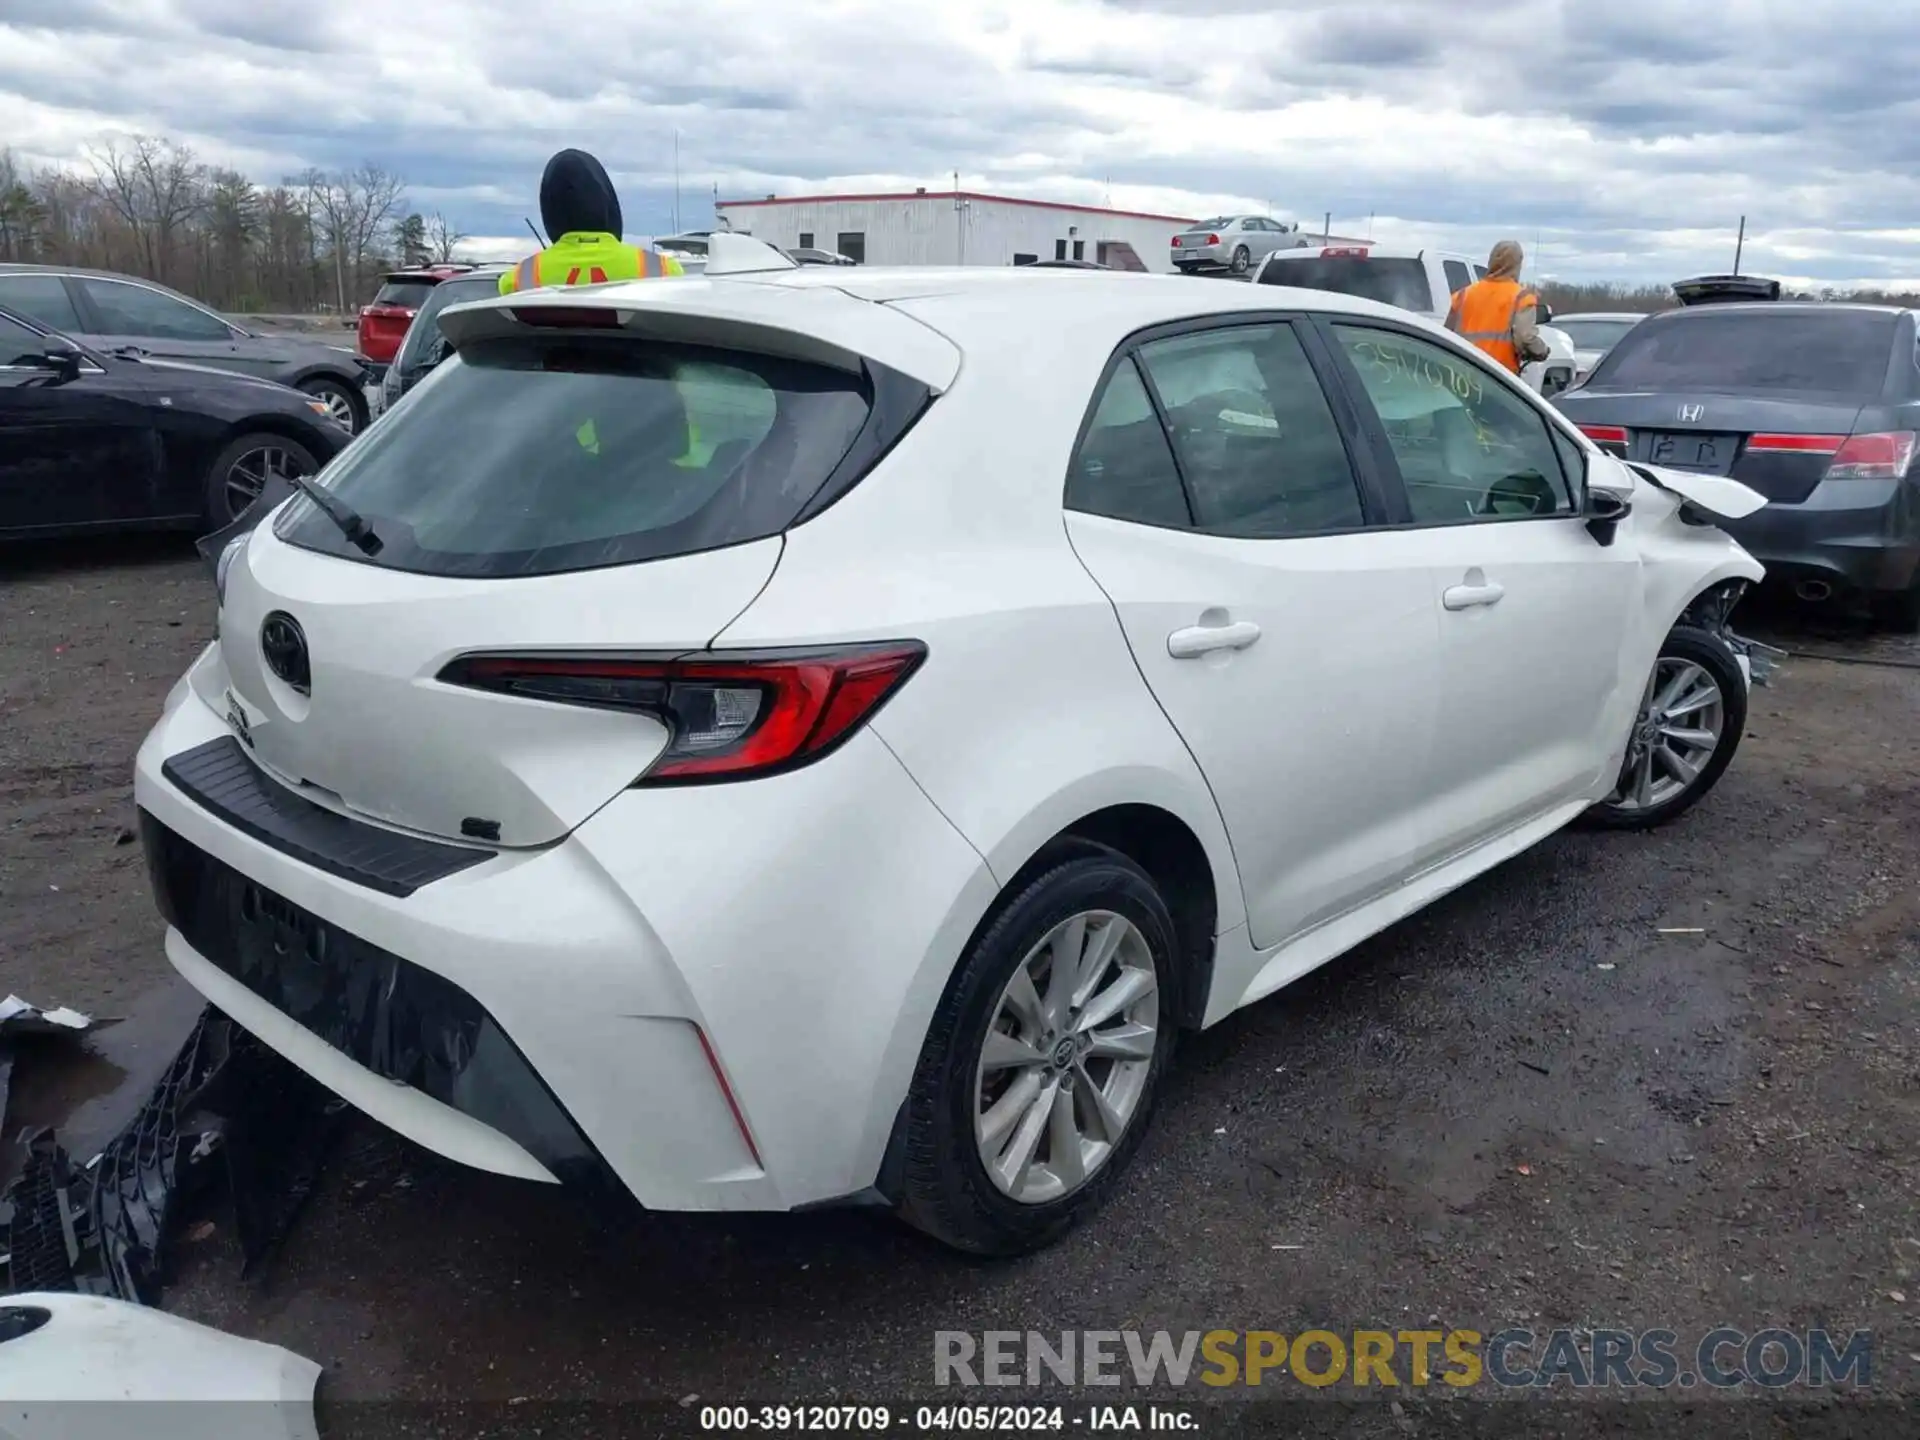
0 274 83 333
1066 359 1190 529
373 280 436 309
277 336 874 577
1259 257 1434 313
1136 323 1366 538
1590 310 1898 395
0 311 47 365
77 278 232 340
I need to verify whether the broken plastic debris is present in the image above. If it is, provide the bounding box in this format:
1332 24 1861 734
1596 963 1617 971
1657 927 1705 935
1891 1291 1908 1304
0 1292 321 1439
1516 1165 1533 1176
0 997 94 1037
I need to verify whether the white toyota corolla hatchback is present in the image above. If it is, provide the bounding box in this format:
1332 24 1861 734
135 248 1768 1255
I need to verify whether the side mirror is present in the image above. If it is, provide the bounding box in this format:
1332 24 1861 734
1535 300 1555 324
33 342 84 382
1583 486 1632 547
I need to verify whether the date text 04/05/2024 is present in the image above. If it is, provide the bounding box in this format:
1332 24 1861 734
698 1405 1193 1431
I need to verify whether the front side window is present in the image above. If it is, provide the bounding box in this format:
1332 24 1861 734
0 275 83 334
1443 259 1471 296
78 278 232 341
1134 323 1367 538
1332 324 1574 524
277 335 872 577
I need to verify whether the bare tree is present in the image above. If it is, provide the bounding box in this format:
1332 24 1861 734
83 135 203 283
345 163 406 295
0 148 46 260
426 210 469 264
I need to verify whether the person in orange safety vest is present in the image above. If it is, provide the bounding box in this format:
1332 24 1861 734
1444 239 1551 375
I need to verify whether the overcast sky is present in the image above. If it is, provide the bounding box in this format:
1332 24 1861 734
3 0 1916 287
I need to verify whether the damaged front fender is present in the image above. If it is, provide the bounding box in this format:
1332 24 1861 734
1628 462 1767 522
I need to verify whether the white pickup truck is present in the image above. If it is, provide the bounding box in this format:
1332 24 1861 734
1253 245 1577 397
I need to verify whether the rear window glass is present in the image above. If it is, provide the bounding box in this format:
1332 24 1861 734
1587 310 1897 395
1259 257 1434 313
277 336 873 577
1190 218 1235 231
373 281 436 309
1556 318 1640 351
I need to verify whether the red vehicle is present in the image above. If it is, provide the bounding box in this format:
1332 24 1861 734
357 265 474 368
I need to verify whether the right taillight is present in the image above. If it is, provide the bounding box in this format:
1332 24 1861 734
1577 424 1628 445
436 643 927 785
1824 430 1917 480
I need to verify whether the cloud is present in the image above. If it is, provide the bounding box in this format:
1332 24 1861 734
0 0 1914 285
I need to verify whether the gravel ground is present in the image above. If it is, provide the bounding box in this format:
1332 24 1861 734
2 537 1917 1437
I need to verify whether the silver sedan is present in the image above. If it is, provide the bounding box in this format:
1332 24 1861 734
1170 216 1303 275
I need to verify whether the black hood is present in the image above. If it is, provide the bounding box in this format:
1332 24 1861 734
539 149 622 239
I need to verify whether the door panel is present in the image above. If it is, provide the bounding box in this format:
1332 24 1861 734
1065 320 1443 957
1324 321 1640 862
0 333 164 532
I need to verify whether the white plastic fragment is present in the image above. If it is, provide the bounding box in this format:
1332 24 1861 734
0 997 94 1037
0 1293 320 1440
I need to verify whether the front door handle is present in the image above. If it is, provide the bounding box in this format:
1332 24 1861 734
1168 619 1262 658
1442 576 1506 610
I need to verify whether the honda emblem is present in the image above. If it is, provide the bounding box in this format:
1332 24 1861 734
1678 403 1704 423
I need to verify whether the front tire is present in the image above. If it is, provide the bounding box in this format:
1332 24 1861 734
1580 625 1747 831
298 376 364 434
896 847 1178 1256
204 432 320 528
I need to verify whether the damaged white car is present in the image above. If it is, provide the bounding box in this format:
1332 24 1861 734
133 251 1768 1257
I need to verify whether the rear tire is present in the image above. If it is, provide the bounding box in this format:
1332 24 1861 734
1230 246 1251 274
203 432 320 528
895 847 1178 1256
1870 581 1920 634
1579 625 1747 832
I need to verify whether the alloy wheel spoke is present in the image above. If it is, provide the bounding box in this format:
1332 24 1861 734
1651 664 1696 716
1047 1084 1086 1191
991 1077 1058 1194
1072 918 1126 1011
1662 683 1720 720
1045 916 1087 1028
1631 746 1658 808
1074 1061 1125 1142
979 1070 1044 1151
980 1030 1049 1072
1075 966 1155 1035
1658 724 1717 749
1655 743 1701 785
1001 965 1047 1038
1084 1021 1156 1062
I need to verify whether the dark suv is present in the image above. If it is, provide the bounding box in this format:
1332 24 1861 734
372 266 510 418
0 264 374 433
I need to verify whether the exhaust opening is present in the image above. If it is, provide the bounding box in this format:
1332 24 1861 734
1793 579 1835 604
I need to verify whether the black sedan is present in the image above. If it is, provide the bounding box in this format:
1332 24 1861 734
1 303 352 541
0 263 375 433
1555 299 1920 630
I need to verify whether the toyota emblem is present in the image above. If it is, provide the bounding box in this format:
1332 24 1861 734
260 612 311 696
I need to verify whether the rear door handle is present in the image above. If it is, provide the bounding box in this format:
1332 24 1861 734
1168 620 1262 658
1442 581 1506 611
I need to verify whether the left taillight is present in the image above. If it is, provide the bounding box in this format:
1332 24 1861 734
436 643 928 784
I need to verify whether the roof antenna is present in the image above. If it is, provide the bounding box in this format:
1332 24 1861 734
524 216 548 247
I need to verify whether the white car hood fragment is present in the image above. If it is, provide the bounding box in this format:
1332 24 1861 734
1630 464 1769 521
0 1294 320 1440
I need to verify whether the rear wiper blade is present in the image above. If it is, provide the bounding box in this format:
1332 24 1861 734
287 472 383 555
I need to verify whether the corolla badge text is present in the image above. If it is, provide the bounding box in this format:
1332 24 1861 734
224 688 254 749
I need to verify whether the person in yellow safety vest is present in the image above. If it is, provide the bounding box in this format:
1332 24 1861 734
1444 239 1551 376
500 148 705 464
498 148 687 295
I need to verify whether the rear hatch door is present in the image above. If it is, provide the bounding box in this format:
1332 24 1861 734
1564 306 1898 502
213 307 906 847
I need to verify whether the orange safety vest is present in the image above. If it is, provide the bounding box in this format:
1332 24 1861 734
1445 277 1538 374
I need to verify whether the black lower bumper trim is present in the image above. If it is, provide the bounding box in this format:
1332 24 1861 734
161 735 492 898
139 810 626 1201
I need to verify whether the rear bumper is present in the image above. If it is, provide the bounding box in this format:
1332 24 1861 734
1719 479 1920 595
132 648 996 1212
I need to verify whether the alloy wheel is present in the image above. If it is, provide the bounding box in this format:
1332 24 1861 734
314 388 357 432
224 445 312 521
974 910 1159 1205
1610 657 1724 811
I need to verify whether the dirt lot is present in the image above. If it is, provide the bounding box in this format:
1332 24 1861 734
3 535 1918 1436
